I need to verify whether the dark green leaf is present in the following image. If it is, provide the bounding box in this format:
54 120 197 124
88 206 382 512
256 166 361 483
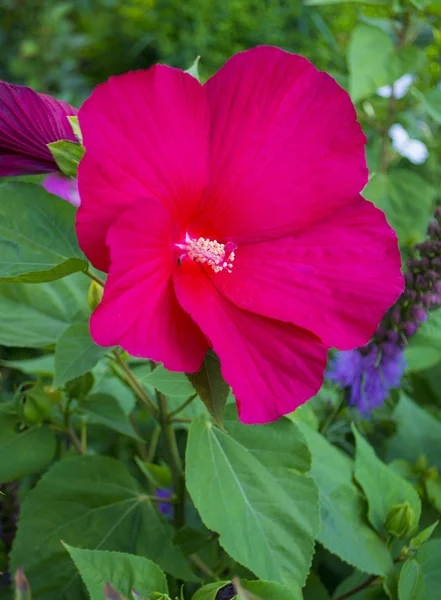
10 456 197 600
79 394 140 440
186 351 229 427
0 183 87 283
64 545 168 600
0 415 56 483
48 140 85 178
54 321 108 387
353 427 421 536
297 423 392 575
186 410 318 589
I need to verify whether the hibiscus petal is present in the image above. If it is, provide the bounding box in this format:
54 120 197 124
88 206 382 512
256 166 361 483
191 46 367 244
77 67 210 272
174 262 327 424
210 196 403 350
42 173 81 207
91 198 208 372
0 81 77 176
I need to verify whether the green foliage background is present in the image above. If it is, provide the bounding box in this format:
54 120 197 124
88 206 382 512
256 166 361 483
2 1 441 600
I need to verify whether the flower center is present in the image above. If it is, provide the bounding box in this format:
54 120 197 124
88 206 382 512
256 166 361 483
177 234 237 273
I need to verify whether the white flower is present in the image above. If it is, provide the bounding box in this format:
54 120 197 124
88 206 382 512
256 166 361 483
389 123 428 164
377 74 415 99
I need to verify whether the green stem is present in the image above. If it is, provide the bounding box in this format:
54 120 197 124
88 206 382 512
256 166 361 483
168 394 197 419
333 575 378 600
113 349 159 420
84 269 105 287
157 392 185 528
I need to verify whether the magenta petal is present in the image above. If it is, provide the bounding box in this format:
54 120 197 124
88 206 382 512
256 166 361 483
42 173 81 207
192 46 367 243
76 66 210 272
174 262 327 424
0 80 77 176
211 196 404 350
91 198 208 372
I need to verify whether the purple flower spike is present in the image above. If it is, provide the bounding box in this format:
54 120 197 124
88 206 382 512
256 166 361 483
0 81 78 176
328 346 406 415
155 488 173 519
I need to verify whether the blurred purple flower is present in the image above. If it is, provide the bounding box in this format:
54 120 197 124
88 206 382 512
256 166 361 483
215 583 237 600
328 345 406 415
0 80 78 176
42 172 81 207
155 488 173 519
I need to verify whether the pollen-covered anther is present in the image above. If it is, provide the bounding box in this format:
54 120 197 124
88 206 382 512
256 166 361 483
184 236 237 273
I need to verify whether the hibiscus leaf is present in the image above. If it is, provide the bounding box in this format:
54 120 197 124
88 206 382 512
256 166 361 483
352 426 422 537
296 422 393 575
63 545 168 600
48 139 85 178
186 408 319 590
10 455 197 600
0 273 89 347
0 182 87 283
53 321 109 388
0 411 56 483
398 540 441 600
186 351 229 427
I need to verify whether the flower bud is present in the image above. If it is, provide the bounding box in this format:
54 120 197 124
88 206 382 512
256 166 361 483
410 306 427 323
385 501 418 538
87 280 104 311
18 381 53 425
402 322 418 339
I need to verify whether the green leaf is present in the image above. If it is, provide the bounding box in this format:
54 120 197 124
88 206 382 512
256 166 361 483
0 183 87 283
405 309 441 372
54 321 108 387
409 521 439 551
1 354 55 376
79 394 140 440
348 24 395 103
185 56 200 81
192 582 230 600
0 273 89 347
334 571 386 599
10 456 196 600
67 116 83 143
186 351 229 427
186 410 319 589
364 171 435 248
297 423 392 575
398 540 441 600
63 545 168 600
48 139 85 178
302 572 330 600
353 427 421 536
141 365 194 397
386 395 441 470
192 580 297 600
0 415 56 483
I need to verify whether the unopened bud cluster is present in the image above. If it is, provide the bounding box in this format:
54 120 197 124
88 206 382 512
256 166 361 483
372 206 441 351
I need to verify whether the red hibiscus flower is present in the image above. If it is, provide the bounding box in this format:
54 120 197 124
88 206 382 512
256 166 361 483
76 46 403 424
